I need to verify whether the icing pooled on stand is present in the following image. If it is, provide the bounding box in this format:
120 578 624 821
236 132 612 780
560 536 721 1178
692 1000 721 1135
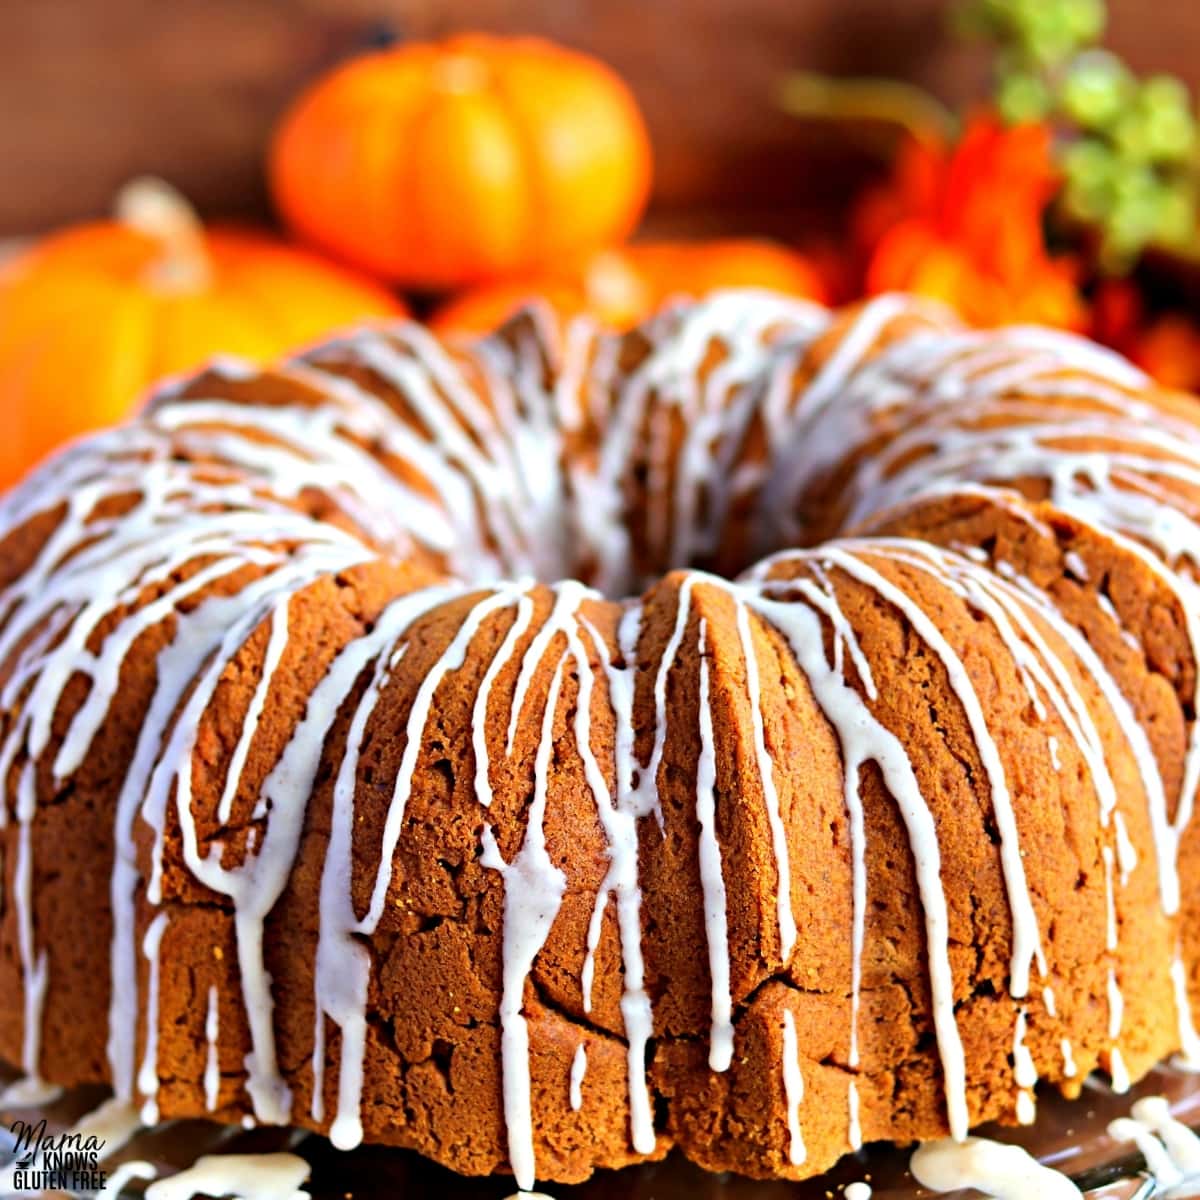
144 1152 310 1200
1108 1095 1200 1194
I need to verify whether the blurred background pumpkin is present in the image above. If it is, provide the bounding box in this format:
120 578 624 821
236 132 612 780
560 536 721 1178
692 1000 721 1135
0 178 402 488
431 238 829 332
270 34 653 288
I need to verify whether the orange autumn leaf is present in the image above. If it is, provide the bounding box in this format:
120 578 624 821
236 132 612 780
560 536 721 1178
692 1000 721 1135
1131 315 1200 393
857 114 1085 330
1088 279 1200 393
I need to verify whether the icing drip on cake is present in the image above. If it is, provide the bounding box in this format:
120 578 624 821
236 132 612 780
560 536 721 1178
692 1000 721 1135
1012 1009 1037 1125
480 657 570 1192
204 986 220 1113
583 607 657 1155
779 1009 806 1166
137 913 170 1123
695 616 734 1071
569 1044 586 1112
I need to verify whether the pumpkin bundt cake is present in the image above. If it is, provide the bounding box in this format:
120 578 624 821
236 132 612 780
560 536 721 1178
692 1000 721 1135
5 291 1200 1189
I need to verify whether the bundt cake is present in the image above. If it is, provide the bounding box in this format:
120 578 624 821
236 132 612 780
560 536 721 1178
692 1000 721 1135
5 290 1200 1189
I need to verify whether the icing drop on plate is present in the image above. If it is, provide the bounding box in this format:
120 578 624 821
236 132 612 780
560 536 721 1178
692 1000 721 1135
144 1152 310 1200
909 1135 1082 1198
0 1074 62 1108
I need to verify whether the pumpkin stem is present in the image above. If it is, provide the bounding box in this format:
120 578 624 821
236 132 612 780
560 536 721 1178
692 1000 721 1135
114 176 213 291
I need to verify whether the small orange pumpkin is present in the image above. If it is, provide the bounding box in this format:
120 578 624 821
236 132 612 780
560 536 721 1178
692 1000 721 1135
270 34 653 290
0 178 404 490
431 239 829 334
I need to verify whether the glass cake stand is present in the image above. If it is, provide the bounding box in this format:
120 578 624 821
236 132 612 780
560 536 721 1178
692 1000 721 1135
4 1064 1199 1198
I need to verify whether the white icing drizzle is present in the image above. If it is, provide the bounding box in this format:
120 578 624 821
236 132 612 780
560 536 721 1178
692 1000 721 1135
217 603 291 825
137 913 170 1124
1061 1039 1077 1078
1102 844 1129 1091
695 618 734 1071
480 656 569 1192
583 609 657 1155
1114 811 1139 885
586 291 828 593
636 574 695 830
779 1008 806 1166
734 598 797 958
910 1135 1082 1198
848 1080 863 1152
1012 1008 1037 1125
855 535 1149 1092
305 323 567 583
569 1044 586 1112
1110 1046 1132 1095
1064 550 1090 581
6 779 48 1102
144 1152 310 1200
204 986 220 1112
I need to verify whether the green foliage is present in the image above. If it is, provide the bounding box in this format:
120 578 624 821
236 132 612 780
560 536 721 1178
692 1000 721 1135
958 0 1200 269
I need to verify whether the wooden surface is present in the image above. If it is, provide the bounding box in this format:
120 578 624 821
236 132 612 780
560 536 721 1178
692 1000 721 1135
3 1 1200 235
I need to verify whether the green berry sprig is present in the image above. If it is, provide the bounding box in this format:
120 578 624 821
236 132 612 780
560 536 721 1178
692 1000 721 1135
957 0 1200 269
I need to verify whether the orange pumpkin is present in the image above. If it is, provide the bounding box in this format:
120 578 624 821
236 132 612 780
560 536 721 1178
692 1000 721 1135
270 34 653 289
0 178 404 490
432 239 829 334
